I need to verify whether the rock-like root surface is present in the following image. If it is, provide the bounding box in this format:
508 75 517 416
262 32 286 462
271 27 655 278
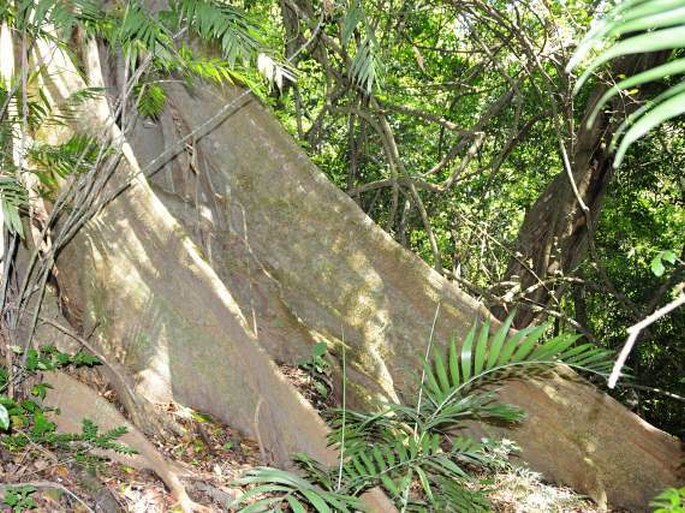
27 34 681 513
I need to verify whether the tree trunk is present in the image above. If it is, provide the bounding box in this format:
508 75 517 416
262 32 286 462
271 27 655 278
500 54 670 328
36 44 680 511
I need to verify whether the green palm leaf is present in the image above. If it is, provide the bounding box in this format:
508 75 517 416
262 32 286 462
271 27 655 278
587 58 685 128
486 314 514 369
342 433 476 495
569 0 685 167
574 25 685 92
459 323 476 385
0 177 26 237
232 466 360 513
614 89 685 164
473 319 489 376
423 314 614 425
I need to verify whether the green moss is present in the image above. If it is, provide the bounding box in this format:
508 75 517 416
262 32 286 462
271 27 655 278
135 333 152 352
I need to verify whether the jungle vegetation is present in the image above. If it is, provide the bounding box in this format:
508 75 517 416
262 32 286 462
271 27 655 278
0 0 682 511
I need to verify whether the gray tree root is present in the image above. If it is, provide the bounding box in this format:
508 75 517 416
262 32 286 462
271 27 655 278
36 40 395 513
44 372 201 512
36 40 680 511
123 82 679 510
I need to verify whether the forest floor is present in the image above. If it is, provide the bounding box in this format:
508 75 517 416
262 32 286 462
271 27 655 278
0 365 613 513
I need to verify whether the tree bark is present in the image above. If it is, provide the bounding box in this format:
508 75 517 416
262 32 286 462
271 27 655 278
37 44 681 511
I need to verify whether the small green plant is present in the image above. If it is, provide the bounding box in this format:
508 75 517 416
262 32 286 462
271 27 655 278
650 250 678 278
651 487 685 513
0 344 134 508
233 465 362 512
234 315 614 512
298 341 333 399
0 344 100 440
2 485 37 513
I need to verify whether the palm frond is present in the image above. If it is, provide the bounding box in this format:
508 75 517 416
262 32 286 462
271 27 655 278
327 407 402 450
171 0 261 67
0 77 53 130
341 0 364 45
422 314 613 426
231 466 361 513
29 134 103 191
117 3 175 67
429 475 490 512
341 433 482 495
134 83 167 119
175 45 235 84
229 318 608 511
2 0 82 36
350 36 384 93
340 0 385 93
568 0 685 167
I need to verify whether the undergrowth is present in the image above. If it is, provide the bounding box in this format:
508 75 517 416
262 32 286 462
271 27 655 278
231 314 617 512
0 344 133 511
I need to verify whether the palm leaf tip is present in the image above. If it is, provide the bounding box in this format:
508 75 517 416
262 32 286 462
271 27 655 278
569 0 685 166
423 319 614 420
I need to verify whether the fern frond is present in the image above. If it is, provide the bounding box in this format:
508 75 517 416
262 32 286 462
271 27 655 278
0 177 27 237
171 0 261 66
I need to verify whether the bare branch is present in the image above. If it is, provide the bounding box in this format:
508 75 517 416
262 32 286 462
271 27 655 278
608 287 685 389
